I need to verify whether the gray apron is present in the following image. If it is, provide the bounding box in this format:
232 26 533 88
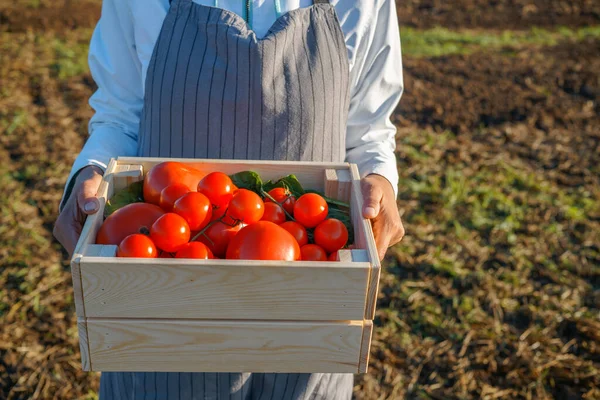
100 0 352 398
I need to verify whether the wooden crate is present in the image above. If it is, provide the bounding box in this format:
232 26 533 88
71 157 380 374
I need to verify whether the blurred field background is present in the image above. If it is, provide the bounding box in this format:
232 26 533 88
0 0 599 399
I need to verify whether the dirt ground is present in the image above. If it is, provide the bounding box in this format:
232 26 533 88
0 0 598 399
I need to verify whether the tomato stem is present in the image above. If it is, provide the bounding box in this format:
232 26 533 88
261 189 296 221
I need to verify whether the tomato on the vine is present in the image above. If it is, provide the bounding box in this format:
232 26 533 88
279 221 308 247
261 202 286 225
159 183 191 211
294 193 328 228
226 189 264 225
300 244 328 261
150 213 190 253
144 162 204 205
173 192 212 231
265 188 296 215
175 242 213 259
197 172 234 208
117 234 158 258
226 221 300 261
197 221 243 258
314 218 348 253
97 203 165 245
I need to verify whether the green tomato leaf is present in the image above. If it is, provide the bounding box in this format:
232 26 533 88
230 171 263 193
263 175 305 198
104 180 144 217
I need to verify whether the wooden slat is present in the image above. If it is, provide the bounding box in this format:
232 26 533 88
77 318 91 371
86 318 364 373
70 257 86 318
349 164 381 320
72 158 117 259
79 258 370 320
84 244 118 258
358 320 373 374
117 157 350 193
324 169 352 203
112 164 144 193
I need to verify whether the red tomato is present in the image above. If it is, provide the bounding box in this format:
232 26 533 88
97 203 165 245
328 251 339 262
197 172 234 208
265 188 296 215
210 204 227 222
294 193 328 228
226 221 301 261
279 221 309 247
117 234 158 258
197 221 243 258
159 183 191 211
261 202 286 225
314 218 349 253
175 242 213 259
300 244 328 261
226 189 264 225
172 192 212 231
144 162 204 205
150 213 190 252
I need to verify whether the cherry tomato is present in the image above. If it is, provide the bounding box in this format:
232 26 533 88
150 213 190 253
144 162 204 205
197 221 243 258
300 244 327 261
175 242 213 259
97 203 165 245
328 251 339 261
117 234 158 258
226 221 301 261
159 183 191 211
210 204 227 222
226 189 264 225
265 188 296 215
314 218 349 253
172 192 212 231
294 193 328 228
197 172 234 208
279 221 309 247
261 202 286 225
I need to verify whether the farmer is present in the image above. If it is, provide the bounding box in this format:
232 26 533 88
54 0 404 398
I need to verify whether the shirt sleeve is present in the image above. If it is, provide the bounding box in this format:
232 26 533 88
344 0 403 197
59 0 144 210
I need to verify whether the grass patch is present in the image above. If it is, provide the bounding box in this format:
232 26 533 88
401 25 600 57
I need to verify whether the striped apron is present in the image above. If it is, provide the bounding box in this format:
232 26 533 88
100 0 352 398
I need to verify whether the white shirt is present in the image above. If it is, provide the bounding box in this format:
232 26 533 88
63 0 403 205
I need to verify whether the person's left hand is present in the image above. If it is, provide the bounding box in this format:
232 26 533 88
361 174 405 261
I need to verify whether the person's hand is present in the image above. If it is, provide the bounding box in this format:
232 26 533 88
361 174 405 261
53 166 104 257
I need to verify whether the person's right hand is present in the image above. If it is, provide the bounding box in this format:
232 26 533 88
53 165 104 258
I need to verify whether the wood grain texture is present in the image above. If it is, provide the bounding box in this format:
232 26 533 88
79 258 370 320
324 169 352 203
349 164 381 320
111 164 143 193
70 257 86 318
84 244 117 258
358 320 373 374
117 157 350 193
86 318 364 373
77 319 91 371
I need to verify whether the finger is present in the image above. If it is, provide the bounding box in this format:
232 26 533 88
371 218 391 261
77 175 103 215
361 178 383 219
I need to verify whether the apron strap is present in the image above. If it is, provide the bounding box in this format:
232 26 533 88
314 0 330 3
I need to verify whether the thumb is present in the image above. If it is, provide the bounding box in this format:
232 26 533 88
77 174 103 215
361 177 383 219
